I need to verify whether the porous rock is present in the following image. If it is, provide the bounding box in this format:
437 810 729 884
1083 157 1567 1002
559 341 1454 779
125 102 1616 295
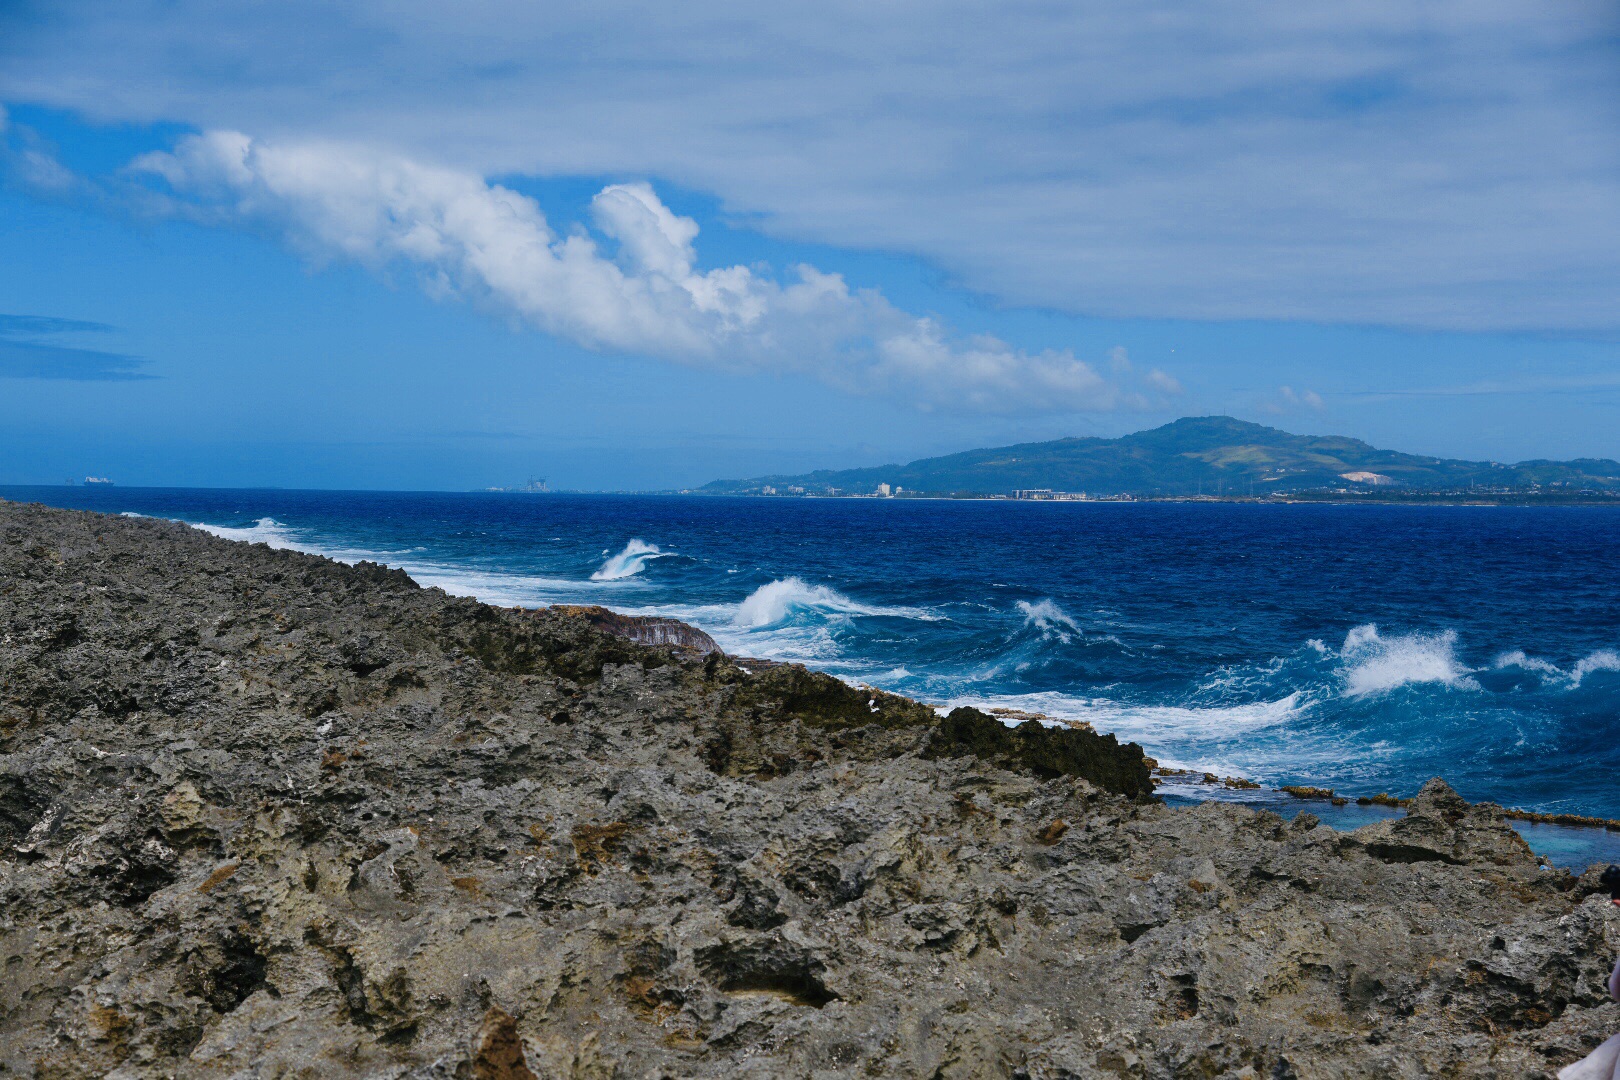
0 500 1617 1078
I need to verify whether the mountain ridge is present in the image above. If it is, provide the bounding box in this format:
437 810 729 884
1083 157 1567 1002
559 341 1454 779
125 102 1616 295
701 416 1620 497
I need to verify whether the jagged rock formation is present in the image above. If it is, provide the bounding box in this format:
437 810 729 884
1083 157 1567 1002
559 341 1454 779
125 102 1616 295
548 605 722 656
2 500 1619 1078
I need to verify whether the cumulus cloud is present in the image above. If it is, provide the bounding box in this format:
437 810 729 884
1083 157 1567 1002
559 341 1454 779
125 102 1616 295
3 1 1618 333
132 131 1164 412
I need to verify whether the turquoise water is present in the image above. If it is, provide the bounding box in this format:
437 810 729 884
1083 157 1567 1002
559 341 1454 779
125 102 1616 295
9 486 1620 864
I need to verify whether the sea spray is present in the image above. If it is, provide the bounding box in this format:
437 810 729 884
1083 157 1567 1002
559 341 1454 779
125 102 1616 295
1337 624 1478 697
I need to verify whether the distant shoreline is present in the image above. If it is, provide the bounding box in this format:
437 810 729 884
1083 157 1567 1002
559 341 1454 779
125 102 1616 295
682 491 1620 506
9 483 1620 507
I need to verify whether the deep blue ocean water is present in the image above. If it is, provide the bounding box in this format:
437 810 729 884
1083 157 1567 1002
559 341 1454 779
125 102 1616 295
9 486 1620 828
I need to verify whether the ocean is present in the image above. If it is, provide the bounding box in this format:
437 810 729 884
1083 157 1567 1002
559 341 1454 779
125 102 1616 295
9 485 1620 843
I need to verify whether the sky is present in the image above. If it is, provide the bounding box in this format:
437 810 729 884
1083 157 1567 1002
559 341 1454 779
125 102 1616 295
1 1 1618 491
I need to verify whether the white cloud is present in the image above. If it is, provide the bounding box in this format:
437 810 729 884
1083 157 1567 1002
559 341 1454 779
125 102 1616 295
4 1 1618 333
132 131 1160 413
1146 369 1183 395
1273 385 1326 411
0 105 77 193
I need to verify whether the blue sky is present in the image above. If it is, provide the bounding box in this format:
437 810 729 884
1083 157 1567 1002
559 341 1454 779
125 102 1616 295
2 3 1618 490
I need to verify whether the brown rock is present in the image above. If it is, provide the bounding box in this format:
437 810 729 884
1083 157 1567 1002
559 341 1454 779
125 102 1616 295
471 1007 537 1080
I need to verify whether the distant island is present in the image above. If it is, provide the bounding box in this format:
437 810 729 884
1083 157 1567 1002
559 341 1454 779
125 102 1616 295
700 416 1620 502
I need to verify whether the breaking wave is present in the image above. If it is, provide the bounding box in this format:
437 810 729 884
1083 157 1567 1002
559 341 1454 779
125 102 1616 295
1016 598 1080 642
1337 624 1479 697
191 516 304 550
1495 648 1620 688
731 577 924 628
591 539 668 581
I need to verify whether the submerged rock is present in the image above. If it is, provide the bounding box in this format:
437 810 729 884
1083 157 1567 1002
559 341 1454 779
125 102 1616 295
0 499 1616 1078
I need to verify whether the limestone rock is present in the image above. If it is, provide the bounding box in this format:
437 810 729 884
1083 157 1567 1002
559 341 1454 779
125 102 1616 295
0 500 1614 1078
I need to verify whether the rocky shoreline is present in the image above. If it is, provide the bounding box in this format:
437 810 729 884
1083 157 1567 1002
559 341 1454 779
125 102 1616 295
4 499 1620 1077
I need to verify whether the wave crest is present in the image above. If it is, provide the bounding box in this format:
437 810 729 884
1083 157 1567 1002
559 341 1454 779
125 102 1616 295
191 517 302 550
1016 598 1080 643
730 577 937 629
1339 623 1478 697
590 539 667 581
1496 648 1620 688
733 577 871 628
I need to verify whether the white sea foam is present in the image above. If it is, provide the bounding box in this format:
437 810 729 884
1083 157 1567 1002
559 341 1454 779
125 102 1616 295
590 539 668 581
191 516 305 550
185 517 588 607
932 689 1309 778
940 690 1303 740
1016 598 1080 642
1496 648 1620 688
1338 623 1478 697
1493 650 1565 677
406 566 592 607
1573 650 1620 687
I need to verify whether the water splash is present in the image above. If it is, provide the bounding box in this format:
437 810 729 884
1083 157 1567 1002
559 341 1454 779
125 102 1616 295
1338 624 1478 697
191 517 302 550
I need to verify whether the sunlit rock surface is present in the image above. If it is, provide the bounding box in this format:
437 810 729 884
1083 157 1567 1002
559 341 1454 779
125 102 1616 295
1 500 1616 1078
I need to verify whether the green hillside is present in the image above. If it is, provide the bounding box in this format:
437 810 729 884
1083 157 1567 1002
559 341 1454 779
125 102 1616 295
701 416 1620 497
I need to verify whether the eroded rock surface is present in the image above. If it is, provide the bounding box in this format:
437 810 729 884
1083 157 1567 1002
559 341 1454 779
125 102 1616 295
1 500 1618 1078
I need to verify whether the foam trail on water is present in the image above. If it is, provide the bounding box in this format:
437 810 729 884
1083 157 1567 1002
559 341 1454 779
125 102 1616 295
186 517 587 606
935 689 1309 779
590 539 667 581
1016 598 1080 642
942 690 1303 741
1338 624 1478 697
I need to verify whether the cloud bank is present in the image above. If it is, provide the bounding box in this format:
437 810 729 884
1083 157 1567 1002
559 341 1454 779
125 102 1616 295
133 131 1158 412
2 1 1618 334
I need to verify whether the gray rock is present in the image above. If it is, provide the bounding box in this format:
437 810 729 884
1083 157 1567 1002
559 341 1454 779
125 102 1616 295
0 499 1615 1078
